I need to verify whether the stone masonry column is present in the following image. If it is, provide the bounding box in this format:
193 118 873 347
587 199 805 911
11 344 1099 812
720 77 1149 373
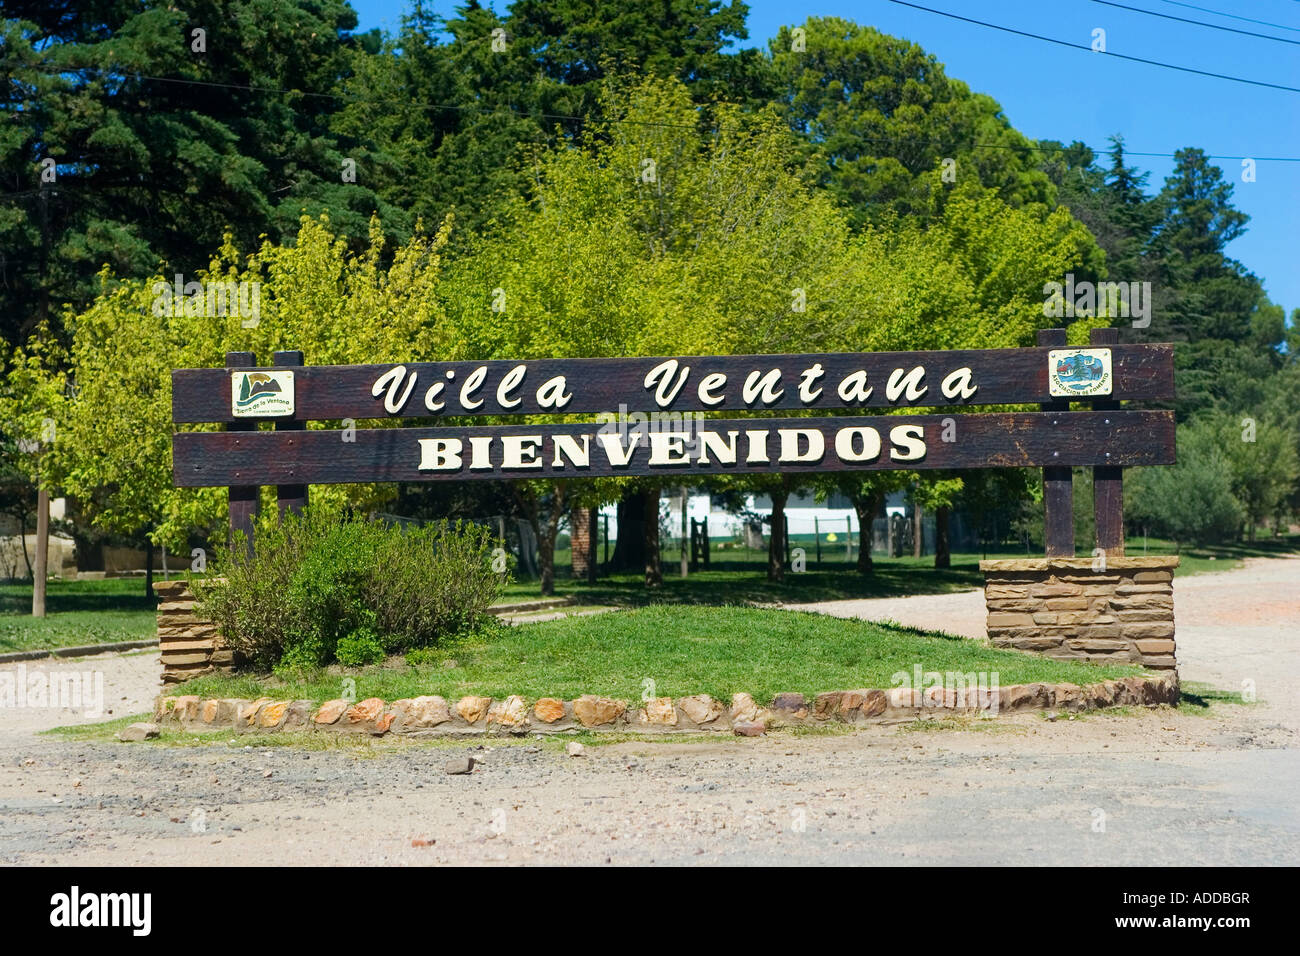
980 556 1179 670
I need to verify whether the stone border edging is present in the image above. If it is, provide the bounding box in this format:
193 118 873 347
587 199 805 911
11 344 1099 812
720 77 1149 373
0 638 159 665
153 672 1179 738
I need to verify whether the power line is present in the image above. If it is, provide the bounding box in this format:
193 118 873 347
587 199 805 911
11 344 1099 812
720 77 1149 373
1089 0 1300 44
1158 0 1300 33
884 0 1300 92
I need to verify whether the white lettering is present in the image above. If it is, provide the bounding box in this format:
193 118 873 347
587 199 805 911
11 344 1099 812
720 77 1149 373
837 370 873 404
644 359 689 407
460 366 488 410
697 372 727 406
778 428 824 462
417 438 462 470
552 434 591 468
886 366 928 403
888 424 926 461
500 434 543 469
834 426 882 462
496 364 526 409
742 369 784 405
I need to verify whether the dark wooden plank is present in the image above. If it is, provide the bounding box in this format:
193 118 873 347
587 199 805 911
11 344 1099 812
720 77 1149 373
1038 329 1074 557
172 343 1176 423
173 410 1175 487
1089 327 1124 557
225 351 259 555
273 350 308 517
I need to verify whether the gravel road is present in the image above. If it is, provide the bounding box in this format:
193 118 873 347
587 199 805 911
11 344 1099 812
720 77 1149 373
1 556 1296 866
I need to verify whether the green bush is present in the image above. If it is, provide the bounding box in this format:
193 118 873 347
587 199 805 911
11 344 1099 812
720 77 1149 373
1128 421 1244 547
336 627 385 667
193 509 505 670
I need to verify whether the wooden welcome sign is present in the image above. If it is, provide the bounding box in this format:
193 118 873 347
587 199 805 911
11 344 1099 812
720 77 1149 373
170 328 1175 557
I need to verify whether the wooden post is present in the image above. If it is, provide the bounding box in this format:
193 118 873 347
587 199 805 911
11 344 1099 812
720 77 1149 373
273 350 307 517
814 515 821 566
1090 327 1124 558
226 351 259 555
702 515 710 568
1038 328 1075 557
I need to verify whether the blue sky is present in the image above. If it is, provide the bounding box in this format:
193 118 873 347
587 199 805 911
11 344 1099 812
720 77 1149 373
349 0 1300 317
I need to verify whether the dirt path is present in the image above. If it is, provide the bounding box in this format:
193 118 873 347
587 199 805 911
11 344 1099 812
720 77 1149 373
1 557 1296 866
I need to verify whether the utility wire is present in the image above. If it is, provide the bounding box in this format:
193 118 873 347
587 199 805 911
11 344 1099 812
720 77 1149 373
884 0 1300 92
1158 0 1300 33
1089 0 1300 44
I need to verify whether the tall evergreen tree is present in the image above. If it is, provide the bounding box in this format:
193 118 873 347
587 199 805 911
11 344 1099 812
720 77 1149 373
0 0 391 345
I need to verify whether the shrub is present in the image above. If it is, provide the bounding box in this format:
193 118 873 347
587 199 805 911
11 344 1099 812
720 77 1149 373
194 509 505 670
1128 421 1244 548
336 626 385 667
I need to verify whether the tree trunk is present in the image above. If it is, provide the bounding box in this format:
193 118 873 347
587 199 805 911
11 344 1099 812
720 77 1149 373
17 506 33 582
934 505 951 569
32 488 49 617
912 502 923 558
767 489 789 582
643 487 662 587
536 484 566 596
537 524 555 595
144 535 154 599
611 489 647 572
853 493 880 575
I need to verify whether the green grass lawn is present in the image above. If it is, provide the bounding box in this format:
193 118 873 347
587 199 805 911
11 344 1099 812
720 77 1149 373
2 531 1293 654
501 559 982 606
173 605 1144 705
1118 533 1297 575
0 578 157 653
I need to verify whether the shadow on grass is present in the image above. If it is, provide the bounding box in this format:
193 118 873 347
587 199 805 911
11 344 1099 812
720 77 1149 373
506 562 984 608
1179 683 1252 710
0 579 157 616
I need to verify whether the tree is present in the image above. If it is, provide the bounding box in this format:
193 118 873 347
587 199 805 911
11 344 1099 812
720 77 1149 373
439 75 853 589
768 17 1054 228
1211 414 1298 540
47 214 453 556
1128 420 1243 548
0 0 392 346
912 475 963 568
0 328 66 608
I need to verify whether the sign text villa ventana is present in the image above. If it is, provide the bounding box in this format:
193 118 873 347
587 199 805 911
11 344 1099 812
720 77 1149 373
171 344 1174 487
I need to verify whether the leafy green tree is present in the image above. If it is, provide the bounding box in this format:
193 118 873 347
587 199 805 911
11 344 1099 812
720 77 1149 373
440 75 852 589
1210 414 1298 540
815 472 910 575
768 17 1054 227
44 214 452 555
1128 420 1243 548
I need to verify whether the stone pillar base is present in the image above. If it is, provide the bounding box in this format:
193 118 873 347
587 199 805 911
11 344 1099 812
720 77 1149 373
154 579 234 683
980 556 1178 670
